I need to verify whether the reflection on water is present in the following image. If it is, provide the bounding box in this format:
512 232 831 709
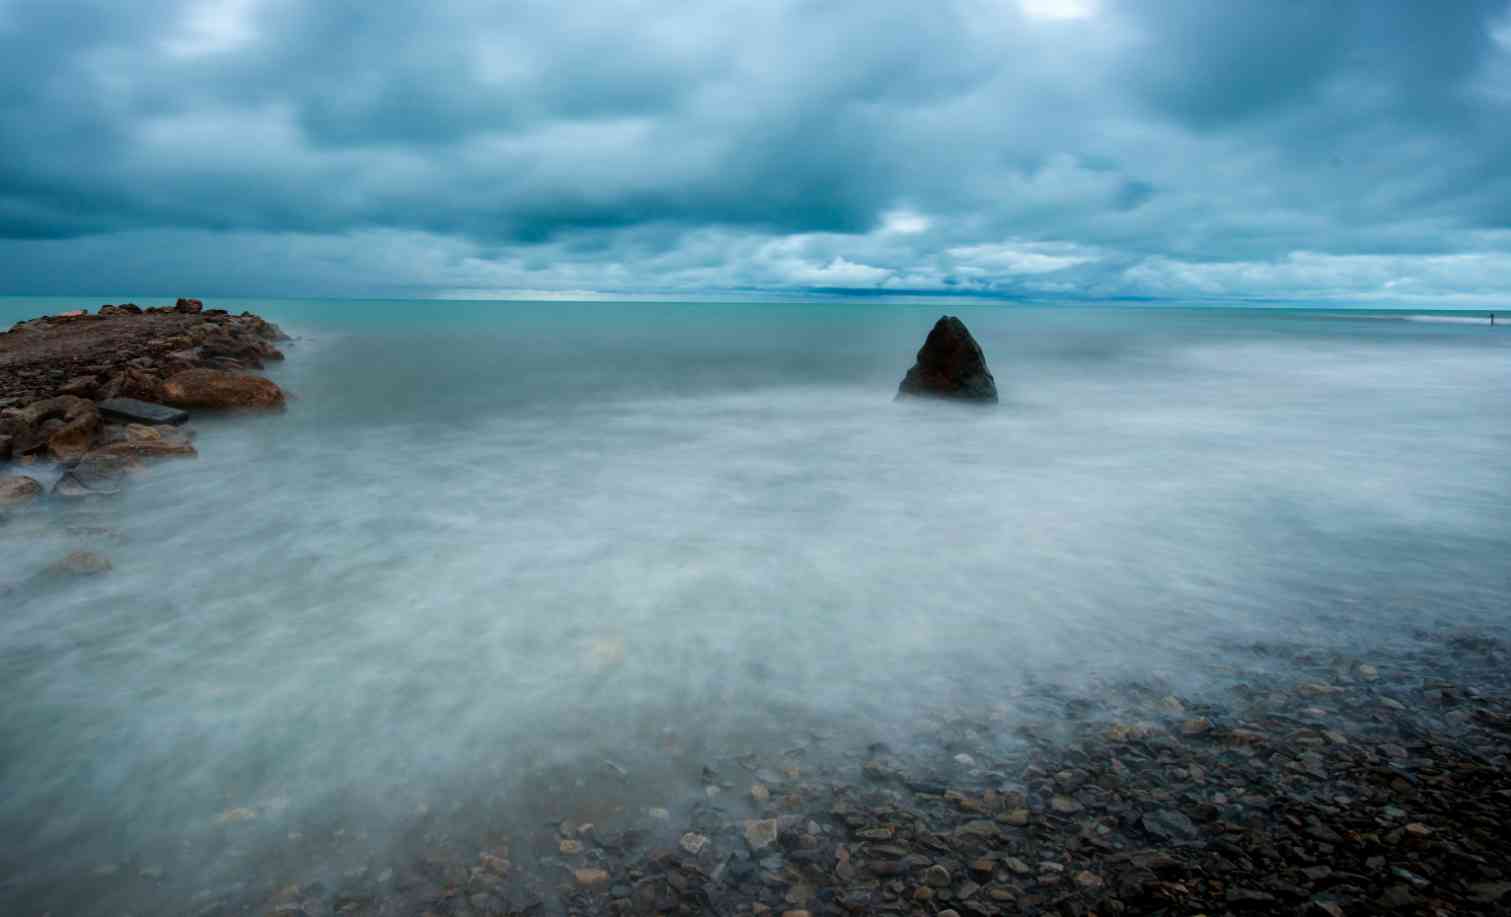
1 301 1508 912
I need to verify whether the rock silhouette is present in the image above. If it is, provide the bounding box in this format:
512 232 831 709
896 316 998 402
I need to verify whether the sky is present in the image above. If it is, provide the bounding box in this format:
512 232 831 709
2 0 1510 304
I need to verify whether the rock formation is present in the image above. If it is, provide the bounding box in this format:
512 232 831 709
895 316 998 403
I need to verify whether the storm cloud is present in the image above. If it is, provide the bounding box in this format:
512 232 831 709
2 0 1510 302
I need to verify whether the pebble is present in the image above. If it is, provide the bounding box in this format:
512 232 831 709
751 783 770 802
679 832 708 855
574 867 610 888
744 818 779 851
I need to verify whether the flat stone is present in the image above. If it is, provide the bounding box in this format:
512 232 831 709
745 818 779 851
97 397 189 426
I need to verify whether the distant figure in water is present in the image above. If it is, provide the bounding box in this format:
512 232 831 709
1492 313 1497 325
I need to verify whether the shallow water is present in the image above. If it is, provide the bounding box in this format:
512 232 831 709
1 300 1508 912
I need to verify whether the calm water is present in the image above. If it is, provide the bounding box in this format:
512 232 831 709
1 299 1509 912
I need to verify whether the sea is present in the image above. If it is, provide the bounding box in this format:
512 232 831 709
0 298 1508 913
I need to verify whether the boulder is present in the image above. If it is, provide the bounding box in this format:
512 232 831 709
9 396 100 461
160 368 285 410
175 297 204 314
57 375 99 398
97 368 165 403
47 550 112 576
96 397 189 426
0 475 43 507
896 316 998 403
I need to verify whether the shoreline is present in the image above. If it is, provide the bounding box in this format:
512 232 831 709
9 624 1505 917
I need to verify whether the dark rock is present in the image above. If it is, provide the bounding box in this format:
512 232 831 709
896 316 998 402
174 297 204 314
97 398 190 426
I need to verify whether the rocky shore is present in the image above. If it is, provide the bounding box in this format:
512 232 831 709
0 298 289 507
144 626 1508 917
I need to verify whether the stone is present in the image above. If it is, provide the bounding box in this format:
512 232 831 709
574 867 610 888
48 551 113 576
97 368 165 403
679 832 708 855
57 375 98 398
895 316 998 402
11 395 99 460
175 297 204 314
161 368 285 410
923 864 951 887
97 398 190 426
744 818 779 851
88 439 197 459
0 475 43 506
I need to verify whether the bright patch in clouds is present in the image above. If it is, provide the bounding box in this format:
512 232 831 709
882 210 932 235
166 0 262 58
1018 0 1097 21
948 242 1096 274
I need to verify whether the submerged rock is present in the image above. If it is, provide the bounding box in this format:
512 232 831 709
47 550 112 576
896 316 998 403
161 368 285 410
0 475 43 506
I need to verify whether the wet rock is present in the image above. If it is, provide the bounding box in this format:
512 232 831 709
161 368 285 410
46 551 112 576
96 397 189 426
895 316 998 403
923 864 951 887
745 818 779 851
1141 809 1199 841
679 832 708 855
0 475 43 506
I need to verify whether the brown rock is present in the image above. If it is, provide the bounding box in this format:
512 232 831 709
574 867 610 888
175 297 204 314
0 475 44 506
89 439 197 460
98 368 165 403
48 550 112 576
58 375 98 398
896 316 998 402
161 369 285 410
11 396 99 461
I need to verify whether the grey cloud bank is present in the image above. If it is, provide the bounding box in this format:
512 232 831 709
2 0 1510 303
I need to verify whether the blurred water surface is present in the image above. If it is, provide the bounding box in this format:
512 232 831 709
1 299 1508 911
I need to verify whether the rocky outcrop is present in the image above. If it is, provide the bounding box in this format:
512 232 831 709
0 475 43 506
0 299 290 502
896 316 998 403
161 368 285 410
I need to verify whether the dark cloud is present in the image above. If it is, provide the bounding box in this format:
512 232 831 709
1 0 1509 302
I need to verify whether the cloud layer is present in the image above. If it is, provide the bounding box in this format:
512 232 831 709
2 0 1510 302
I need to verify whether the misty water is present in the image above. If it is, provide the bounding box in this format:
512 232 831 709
1 300 1508 912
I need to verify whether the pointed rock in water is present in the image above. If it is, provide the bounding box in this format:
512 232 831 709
896 316 998 402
